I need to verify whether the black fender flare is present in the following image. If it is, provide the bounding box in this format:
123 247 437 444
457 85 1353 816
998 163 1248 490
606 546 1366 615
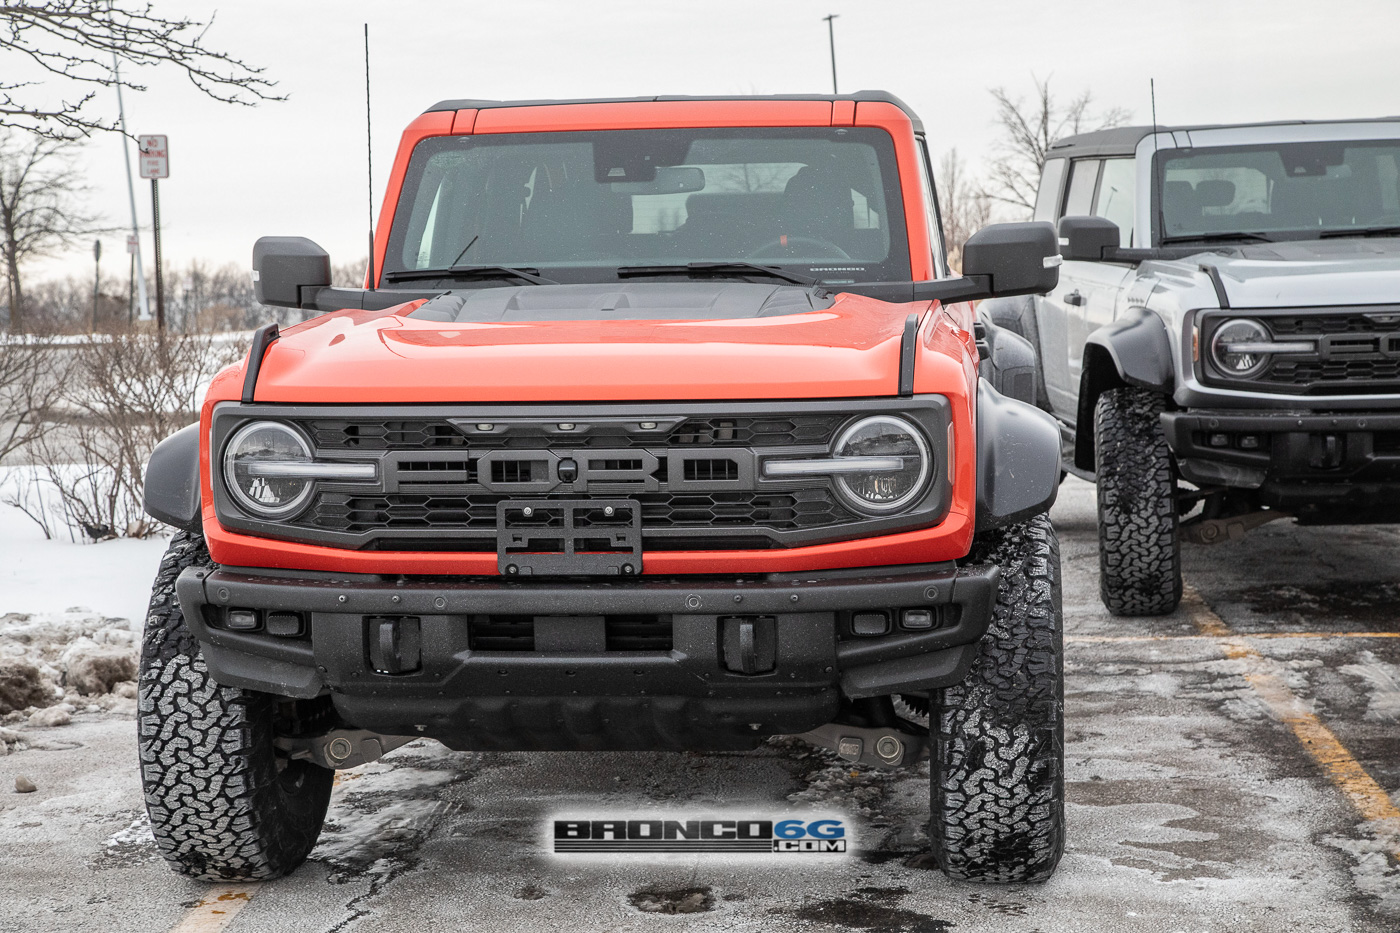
978 293 1037 340
143 422 203 532
976 380 1062 532
976 314 1039 406
1073 308 1173 471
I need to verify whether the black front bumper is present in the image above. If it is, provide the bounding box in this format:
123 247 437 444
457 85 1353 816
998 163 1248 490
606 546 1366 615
176 562 997 752
1162 410 1400 522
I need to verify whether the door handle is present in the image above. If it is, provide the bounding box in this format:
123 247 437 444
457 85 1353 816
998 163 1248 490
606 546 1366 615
1064 290 1085 306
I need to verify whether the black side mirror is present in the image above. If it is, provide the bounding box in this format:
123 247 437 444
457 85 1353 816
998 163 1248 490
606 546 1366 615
252 236 331 308
1058 215 1119 262
911 221 1060 305
960 221 1061 296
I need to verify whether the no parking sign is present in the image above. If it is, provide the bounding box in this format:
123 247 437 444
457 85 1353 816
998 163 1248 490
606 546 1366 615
138 134 168 179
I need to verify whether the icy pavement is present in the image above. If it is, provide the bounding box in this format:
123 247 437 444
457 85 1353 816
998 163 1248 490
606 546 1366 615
0 481 1397 932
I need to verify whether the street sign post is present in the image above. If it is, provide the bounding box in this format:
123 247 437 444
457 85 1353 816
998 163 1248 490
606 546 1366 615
137 135 168 180
139 135 168 329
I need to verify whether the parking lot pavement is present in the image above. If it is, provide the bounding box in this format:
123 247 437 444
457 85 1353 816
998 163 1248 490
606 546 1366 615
1 476 1396 932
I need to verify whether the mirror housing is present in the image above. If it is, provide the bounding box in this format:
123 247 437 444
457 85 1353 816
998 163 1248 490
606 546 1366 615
960 221 1061 296
252 236 332 308
1058 215 1120 262
911 221 1060 305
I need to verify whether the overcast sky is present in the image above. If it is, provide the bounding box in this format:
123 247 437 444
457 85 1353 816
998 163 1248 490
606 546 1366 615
26 0 1400 282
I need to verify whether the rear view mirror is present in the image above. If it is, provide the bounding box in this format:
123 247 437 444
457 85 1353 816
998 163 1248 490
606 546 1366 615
961 221 1061 296
1058 215 1119 262
252 237 332 308
611 166 705 195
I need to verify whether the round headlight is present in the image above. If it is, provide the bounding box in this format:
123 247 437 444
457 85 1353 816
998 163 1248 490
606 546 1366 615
223 421 314 518
1210 318 1271 378
832 416 930 514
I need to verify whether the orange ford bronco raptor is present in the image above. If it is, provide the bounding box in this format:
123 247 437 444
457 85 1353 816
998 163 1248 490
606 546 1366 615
138 93 1066 883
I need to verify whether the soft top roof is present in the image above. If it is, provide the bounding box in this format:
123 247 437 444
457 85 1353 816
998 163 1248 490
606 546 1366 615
1049 117 1400 160
422 91 924 133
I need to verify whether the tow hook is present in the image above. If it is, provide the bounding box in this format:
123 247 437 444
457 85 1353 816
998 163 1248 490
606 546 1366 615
1181 509 1289 545
794 723 928 770
275 728 414 770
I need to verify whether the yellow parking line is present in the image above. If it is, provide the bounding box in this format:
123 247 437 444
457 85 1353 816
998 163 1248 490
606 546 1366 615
1068 632 1400 644
1181 587 1400 853
167 884 261 933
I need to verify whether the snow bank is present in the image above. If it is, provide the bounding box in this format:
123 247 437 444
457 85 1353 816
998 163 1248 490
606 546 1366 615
0 487 169 621
0 609 142 719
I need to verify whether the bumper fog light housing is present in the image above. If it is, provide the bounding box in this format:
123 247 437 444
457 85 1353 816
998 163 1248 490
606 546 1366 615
901 608 935 630
224 609 260 631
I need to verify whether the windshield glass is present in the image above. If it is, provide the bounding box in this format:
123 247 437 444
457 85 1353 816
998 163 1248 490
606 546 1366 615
1156 139 1400 242
383 127 910 285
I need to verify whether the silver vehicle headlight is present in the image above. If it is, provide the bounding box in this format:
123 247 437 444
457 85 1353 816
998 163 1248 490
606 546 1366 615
223 421 375 518
1209 318 1278 378
763 415 930 515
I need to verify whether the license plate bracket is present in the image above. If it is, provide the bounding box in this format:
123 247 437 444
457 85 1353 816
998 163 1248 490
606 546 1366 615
497 499 642 576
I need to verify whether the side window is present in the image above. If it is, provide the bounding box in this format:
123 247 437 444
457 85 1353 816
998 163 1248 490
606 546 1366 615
1093 158 1136 246
1033 158 1067 223
915 136 948 277
1063 159 1100 218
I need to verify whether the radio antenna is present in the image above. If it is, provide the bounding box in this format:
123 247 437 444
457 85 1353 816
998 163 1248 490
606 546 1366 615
364 24 375 291
1150 78 1159 146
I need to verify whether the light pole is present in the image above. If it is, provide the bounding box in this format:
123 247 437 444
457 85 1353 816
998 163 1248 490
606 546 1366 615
113 56 150 322
823 14 839 95
92 239 101 332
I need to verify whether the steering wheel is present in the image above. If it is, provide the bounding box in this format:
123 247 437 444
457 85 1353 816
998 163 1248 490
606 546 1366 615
744 236 852 261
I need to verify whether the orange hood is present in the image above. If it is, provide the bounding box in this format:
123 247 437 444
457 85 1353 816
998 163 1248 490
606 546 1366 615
243 285 933 404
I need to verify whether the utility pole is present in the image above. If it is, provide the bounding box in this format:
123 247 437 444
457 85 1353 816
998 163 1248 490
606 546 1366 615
113 56 151 322
91 240 101 332
127 234 136 326
823 14 839 95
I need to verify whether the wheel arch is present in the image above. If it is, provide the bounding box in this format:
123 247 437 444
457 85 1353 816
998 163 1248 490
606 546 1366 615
975 380 1061 532
1073 308 1174 472
143 422 203 532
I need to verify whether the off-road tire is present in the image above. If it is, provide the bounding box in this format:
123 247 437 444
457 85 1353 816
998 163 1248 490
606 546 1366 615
1093 387 1183 616
138 531 333 880
929 513 1064 883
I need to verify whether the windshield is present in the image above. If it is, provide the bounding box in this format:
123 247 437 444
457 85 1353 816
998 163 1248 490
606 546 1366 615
1156 139 1400 243
383 127 910 285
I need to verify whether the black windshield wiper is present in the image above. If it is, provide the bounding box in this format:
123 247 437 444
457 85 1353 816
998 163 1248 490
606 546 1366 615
382 265 557 285
1158 231 1277 245
615 262 816 287
1317 225 1400 239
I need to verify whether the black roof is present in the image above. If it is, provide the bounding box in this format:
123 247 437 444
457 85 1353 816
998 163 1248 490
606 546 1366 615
422 91 924 133
1049 117 1400 160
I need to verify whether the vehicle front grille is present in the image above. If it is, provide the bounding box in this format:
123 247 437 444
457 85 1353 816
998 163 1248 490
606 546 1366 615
211 400 953 554
305 489 850 537
302 414 844 450
1265 358 1400 388
1204 309 1400 395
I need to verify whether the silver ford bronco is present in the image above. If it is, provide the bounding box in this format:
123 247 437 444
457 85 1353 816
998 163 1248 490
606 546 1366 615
979 118 1400 615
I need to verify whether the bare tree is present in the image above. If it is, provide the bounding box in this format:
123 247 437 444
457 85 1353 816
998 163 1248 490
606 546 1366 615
0 130 95 333
0 334 65 463
984 75 1130 216
31 331 240 539
936 148 992 272
0 2 282 139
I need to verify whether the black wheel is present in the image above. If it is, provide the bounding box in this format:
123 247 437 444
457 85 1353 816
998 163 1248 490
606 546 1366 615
929 513 1064 883
138 531 333 880
1093 387 1183 616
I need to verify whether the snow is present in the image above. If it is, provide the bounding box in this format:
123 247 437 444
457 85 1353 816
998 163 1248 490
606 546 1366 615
0 493 169 623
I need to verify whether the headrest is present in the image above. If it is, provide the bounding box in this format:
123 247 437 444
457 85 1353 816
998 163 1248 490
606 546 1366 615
1195 179 1236 208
